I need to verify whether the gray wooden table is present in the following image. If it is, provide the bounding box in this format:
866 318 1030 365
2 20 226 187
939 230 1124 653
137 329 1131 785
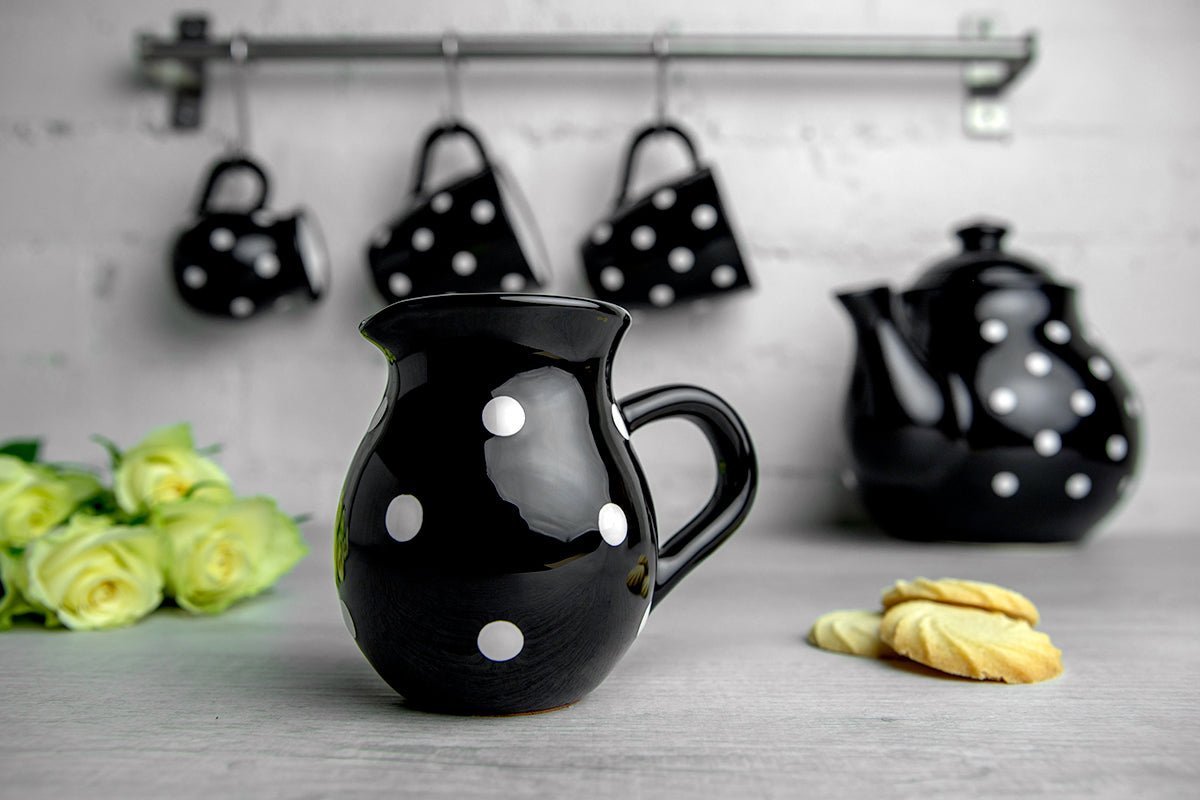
3 525 1197 798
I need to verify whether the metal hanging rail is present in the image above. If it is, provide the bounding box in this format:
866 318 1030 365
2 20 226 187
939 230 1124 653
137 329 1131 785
136 15 1037 137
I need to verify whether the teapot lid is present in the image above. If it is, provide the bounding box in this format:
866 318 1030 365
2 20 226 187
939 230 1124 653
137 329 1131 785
909 221 1054 292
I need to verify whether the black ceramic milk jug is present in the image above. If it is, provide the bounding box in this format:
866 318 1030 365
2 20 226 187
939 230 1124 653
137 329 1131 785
335 293 757 714
835 222 1141 542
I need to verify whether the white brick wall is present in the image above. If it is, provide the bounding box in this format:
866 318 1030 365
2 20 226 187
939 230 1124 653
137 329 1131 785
2 0 1197 544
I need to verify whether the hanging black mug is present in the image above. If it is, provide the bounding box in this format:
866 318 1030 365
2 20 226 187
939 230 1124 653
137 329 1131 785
366 121 548 303
581 122 752 308
171 156 328 319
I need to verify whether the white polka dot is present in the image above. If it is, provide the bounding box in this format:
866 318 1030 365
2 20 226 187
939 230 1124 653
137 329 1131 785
652 188 676 209
631 225 656 250
340 600 356 640
1106 435 1128 461
431 192 453 213
1044 320 1072 344
477 620 523 662
591 223 613 245
385 494 423 542
598 503 628 546
388 272 412 297
1034 429 1062 456
1117 476 1130 493
471 199 496 224
648 284 675 307
368 396 388 431
500 273 526 292
229 297 255 318
992 472 1019 498
1025 352 1052 377
1070 390 1096 417
483 395 525 436
980 319 1008 343
988 387 1018 415
210 228 235 251
840 469 859 491
711 265 738 288
372 226 392 248
412 227 434 252
612 403 630 440
451 251 477 276
692 204 718 230
1065 473 1092 499
182 265 207 289
667 247 694 273
251 210 275 227
253 252 280 279
599 266 625 291
1089 356 1114 381
1125 396 1142 418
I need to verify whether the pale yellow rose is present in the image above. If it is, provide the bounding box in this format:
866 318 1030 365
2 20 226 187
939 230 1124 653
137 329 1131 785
0 469 102 549
0 548 59 629
112 423 232 516
23 514 163 631
0 455 41 504
154 496 308 614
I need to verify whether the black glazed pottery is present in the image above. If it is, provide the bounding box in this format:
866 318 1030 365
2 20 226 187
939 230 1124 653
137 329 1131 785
581 122 752 308
366 121 548 304
335 293 757 714
835 222 1141 543
172 156 328 318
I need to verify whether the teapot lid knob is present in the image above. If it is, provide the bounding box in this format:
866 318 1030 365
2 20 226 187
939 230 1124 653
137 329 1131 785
956 222 1008 252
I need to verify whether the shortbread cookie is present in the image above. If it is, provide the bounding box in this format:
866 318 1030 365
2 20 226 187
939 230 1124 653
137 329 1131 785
807 609 897 659
879 599 1063 684
881 577 1040 626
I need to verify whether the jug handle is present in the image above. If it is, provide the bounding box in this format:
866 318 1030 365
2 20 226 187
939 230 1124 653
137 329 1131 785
618 384 757 608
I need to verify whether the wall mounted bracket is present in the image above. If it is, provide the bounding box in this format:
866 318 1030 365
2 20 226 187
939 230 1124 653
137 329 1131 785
136 14 1037 139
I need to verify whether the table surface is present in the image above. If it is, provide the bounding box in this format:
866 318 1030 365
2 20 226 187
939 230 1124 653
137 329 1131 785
3 524 1198 799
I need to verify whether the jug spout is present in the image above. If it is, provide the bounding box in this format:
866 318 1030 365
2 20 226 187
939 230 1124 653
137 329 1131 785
835 286 949 431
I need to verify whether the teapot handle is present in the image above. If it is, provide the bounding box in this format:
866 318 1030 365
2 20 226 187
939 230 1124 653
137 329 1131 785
195 156 270 215
409 120 493 197
613 121 702 209
618 384 757 608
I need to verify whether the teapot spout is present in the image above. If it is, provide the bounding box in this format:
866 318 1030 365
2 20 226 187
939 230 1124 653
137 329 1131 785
835 286 948 430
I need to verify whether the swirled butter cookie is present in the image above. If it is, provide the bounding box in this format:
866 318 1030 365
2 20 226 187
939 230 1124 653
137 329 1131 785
881 577 1040 626
807 609 897 659
879 599 1063 683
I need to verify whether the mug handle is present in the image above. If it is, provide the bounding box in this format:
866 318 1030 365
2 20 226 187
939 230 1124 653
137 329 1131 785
196 156 270 215
618 384 757 608
409 119 493 197
614 121 703 209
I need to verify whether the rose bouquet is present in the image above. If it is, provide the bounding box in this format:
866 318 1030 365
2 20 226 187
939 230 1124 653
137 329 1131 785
0 423 308 631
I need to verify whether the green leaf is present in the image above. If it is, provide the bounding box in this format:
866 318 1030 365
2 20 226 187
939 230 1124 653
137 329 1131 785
90 435 123 470
0 439 42 463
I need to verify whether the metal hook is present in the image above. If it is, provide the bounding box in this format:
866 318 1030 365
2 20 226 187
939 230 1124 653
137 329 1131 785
442 30 463 122
230 32 251 154
653 31 670 127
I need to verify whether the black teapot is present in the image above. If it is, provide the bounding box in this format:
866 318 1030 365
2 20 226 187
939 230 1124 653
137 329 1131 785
835 222 1142 542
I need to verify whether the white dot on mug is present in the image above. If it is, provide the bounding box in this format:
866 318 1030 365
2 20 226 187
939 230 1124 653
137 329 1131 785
598 503 628 546
991 471 1019 498
251 210 275 227
229 297 255 318
1025 352 1052 377
667 247 694 273
483 395 526 437
372 226 393 249
1070 389 1096 417
1106 434 1128 461
209 228 236 251
1065 473 1092 499
431 192 453 213
692 204 718 230
411 227 435 252
980 319 1008 343
631 226 656 251
711 265 738 288
591 223 613 245
1089 356 1114 381
451 251 477 276
253 252 281 279
500 273 526 292
477 620 523 662
471 199 496 224
385 493 424 542
1044 320 1072 344
648 284 675 307
652 188 676 210
388 272 412 298
599 266 625 291
1034 429 1062 456
182 265 207 289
